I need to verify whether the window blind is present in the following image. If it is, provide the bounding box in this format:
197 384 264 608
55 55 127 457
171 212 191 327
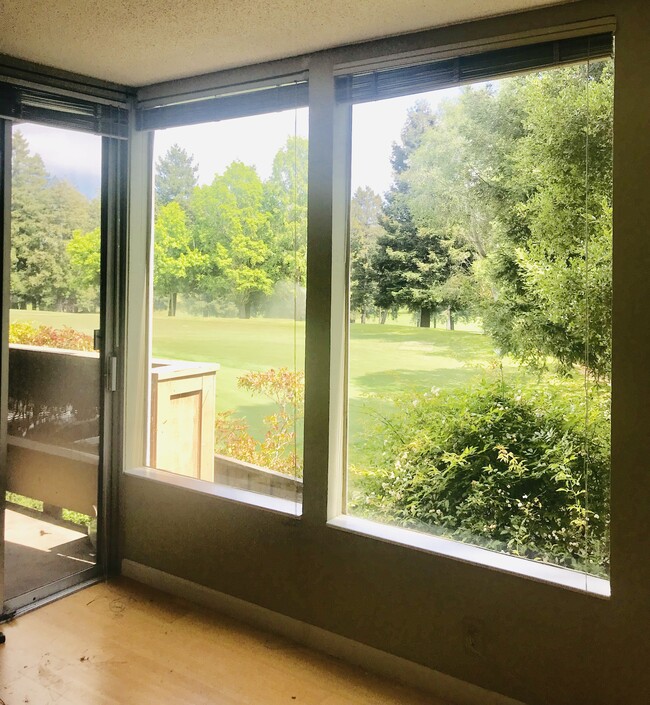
0 82 129 138
335 32 613 104
136 80 309 131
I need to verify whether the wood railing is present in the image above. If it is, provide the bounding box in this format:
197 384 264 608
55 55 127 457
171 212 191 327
7 345 302 514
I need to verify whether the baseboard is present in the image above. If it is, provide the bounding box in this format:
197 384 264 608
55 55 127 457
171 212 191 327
122 559 526 705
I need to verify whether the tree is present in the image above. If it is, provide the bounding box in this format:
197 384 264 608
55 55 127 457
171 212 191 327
372 205 461 328
263 136 309 287
67 227 101 311
10 131 96 311
190 161 275 318
349 187 383 322
493 61 613 378
373 101 452 328
215 232 274 318
154 202 205 315
401 62 613 372
155 144 199 211
403 88 513 327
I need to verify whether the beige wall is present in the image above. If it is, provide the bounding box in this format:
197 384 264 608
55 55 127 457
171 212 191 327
122 2 650 703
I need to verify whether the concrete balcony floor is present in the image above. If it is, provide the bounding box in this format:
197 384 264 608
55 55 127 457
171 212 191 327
4 505 96 600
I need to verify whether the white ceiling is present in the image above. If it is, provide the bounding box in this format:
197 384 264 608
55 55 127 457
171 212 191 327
0 0 571 87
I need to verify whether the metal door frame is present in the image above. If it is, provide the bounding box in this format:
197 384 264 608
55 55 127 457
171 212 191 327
0 123 126 617
0 119 10 618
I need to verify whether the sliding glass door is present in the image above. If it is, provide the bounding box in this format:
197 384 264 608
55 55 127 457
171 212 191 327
0 119 110 613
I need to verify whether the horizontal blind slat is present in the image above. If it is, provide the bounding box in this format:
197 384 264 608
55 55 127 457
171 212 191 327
0 82 128 138
336 32 613 104
137 81 309 131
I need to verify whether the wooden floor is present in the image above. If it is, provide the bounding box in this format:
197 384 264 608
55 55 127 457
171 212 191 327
0 578 448 705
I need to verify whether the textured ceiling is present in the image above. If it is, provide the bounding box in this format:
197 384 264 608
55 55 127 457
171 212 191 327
0 0 571 87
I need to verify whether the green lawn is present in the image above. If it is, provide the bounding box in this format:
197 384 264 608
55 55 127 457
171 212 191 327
10 310 100 335
10 309 540 456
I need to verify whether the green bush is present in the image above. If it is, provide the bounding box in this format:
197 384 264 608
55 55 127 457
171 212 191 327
9 321 94 351
351 381 610 573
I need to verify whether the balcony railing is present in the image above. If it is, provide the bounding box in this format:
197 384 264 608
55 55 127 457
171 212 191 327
7 344 303 513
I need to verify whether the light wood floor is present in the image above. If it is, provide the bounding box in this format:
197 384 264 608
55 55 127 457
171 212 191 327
0 578 448 705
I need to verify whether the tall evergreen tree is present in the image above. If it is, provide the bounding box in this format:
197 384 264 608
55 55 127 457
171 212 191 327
373 101 453 327
155 144 199 211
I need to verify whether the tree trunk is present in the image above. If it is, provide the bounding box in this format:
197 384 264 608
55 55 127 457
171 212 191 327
380 309 388 324
420 308 431 328
244 301 252 319
446 307 454 331
168 292 178 316
433 314 437 329
360 308 366 324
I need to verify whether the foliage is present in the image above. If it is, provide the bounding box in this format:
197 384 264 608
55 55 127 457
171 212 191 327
215 367 304 475
10 130 100 312
67 227 101 311
373 101 444 327
11 130 98 310
405 62 613 376
9 321 94 350
352 381 610 572
263 136 309 286
189 162 276 318
4 130 306 321
155 143 199 211
349 187 383 322
492 62 613 378
154 202 206 315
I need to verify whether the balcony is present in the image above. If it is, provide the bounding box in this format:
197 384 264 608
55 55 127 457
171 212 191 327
5 344 302 599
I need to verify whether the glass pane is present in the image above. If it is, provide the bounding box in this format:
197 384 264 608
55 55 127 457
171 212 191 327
346 59 613 578
5 123 102 601
148 107 308 512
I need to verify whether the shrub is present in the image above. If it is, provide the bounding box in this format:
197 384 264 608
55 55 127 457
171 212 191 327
352 381 610 573
8 321 38 344
9 322 94 351
215 367 304 476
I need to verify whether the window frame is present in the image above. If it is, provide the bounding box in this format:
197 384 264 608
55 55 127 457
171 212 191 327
325 28 614 596
122 19 616 594
123 74 310 517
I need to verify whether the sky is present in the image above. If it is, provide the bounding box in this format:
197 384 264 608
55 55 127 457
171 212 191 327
15 85 462 201
15 122 103 199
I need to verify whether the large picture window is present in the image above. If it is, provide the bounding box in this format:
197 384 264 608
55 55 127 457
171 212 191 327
341 49 613 578
145 103 308 512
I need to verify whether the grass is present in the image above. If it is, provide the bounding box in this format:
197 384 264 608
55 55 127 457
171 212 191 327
10 310 100 335
10 309 585 458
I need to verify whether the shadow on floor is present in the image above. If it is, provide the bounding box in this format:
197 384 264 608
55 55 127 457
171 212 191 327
4 506 96 600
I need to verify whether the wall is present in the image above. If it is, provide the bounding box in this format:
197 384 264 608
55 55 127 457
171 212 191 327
121 2 650 703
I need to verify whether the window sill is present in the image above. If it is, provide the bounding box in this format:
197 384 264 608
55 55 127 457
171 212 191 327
124 466 302 517
328 515 610 598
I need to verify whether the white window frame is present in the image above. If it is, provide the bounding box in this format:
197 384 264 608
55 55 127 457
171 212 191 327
325 28 614 597
122 81 309 518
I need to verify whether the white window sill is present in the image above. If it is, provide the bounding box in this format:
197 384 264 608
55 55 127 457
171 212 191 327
328 515 610 598
124 466 302 518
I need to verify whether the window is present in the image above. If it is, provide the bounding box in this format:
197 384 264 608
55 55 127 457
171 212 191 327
141 89 308 513
337 39 613 579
